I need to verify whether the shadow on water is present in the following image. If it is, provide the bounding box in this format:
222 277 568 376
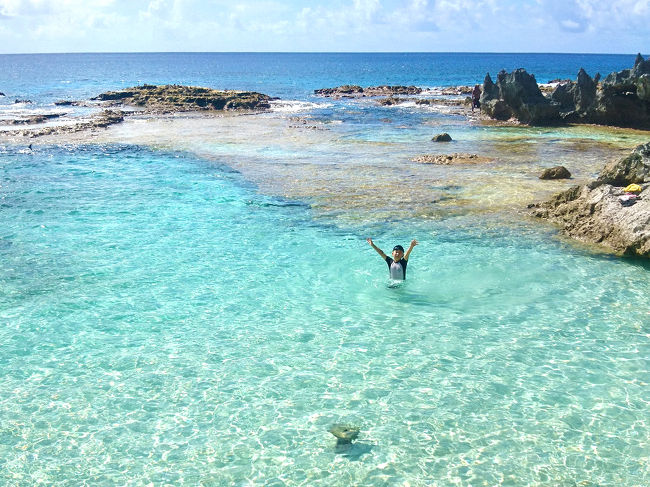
565 241 650 270
622 255 650 271
246 199 310 208
334 442 374 460
385 280 434 307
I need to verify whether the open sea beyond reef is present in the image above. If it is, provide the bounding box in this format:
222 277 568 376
1 53 649 486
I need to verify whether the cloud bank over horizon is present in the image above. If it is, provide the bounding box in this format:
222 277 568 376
0 0 648 54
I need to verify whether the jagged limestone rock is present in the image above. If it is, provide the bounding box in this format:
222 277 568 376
596 142 650 187
483 54 650 128
480 68 559 124
637 74 650 102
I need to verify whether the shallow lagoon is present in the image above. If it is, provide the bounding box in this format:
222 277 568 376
1 52 649 485
1 139 648 485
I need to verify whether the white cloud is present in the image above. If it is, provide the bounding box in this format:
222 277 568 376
534 0 650 33
560 19 583 31
0 0 648 52
0 0 54 17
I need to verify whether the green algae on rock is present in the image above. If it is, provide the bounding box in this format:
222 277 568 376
91 84 273 112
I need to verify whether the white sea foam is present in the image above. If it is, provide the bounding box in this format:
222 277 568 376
270 99 332 113
420 88 439 96
390 100 418 108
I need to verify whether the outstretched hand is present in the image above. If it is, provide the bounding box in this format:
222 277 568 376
403 239 418 261
367 238 374 246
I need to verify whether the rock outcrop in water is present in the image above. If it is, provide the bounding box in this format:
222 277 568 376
432 132 452 142
412 153 491 165
481 54 650 128
328 424 360 446
314 85 422 98
531 142 650 257
92 84 272 112
539 166 571 180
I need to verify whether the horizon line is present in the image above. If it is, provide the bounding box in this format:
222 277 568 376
0 50 644 56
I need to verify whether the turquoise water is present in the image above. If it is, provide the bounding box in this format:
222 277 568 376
1 144 649 485
1 52 650 485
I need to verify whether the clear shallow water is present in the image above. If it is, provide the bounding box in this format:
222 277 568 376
1 52 650 486
1 145 649 486
96 108 649 224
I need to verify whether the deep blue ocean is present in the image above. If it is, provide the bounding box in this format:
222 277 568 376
0 52 641 104
1 53 649 486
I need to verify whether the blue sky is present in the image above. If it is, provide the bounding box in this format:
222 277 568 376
0 0 648 54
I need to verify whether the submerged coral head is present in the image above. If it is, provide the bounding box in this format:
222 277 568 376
328 424 360 445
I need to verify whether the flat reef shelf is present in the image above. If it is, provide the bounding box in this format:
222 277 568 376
92 84 273 112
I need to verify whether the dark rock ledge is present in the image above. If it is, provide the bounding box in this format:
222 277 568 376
314 85 422 98
531 142 650 257
314 85 475 99
92 84 273 112
4 113 65 125
377 97 469 107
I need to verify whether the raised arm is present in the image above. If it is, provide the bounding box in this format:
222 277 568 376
404 239 418 261
367 238 387 260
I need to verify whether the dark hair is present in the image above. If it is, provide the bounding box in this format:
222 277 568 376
392 245 404 252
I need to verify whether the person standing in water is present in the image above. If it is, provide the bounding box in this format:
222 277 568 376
367 238 418 280
471 84 481 111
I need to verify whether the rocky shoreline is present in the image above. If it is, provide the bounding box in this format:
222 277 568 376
531 142 650 257
0 85 273 138
2 79 648 259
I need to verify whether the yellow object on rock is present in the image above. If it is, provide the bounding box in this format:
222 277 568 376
623 183 642 193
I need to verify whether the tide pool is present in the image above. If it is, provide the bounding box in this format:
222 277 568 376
1 145 648 485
